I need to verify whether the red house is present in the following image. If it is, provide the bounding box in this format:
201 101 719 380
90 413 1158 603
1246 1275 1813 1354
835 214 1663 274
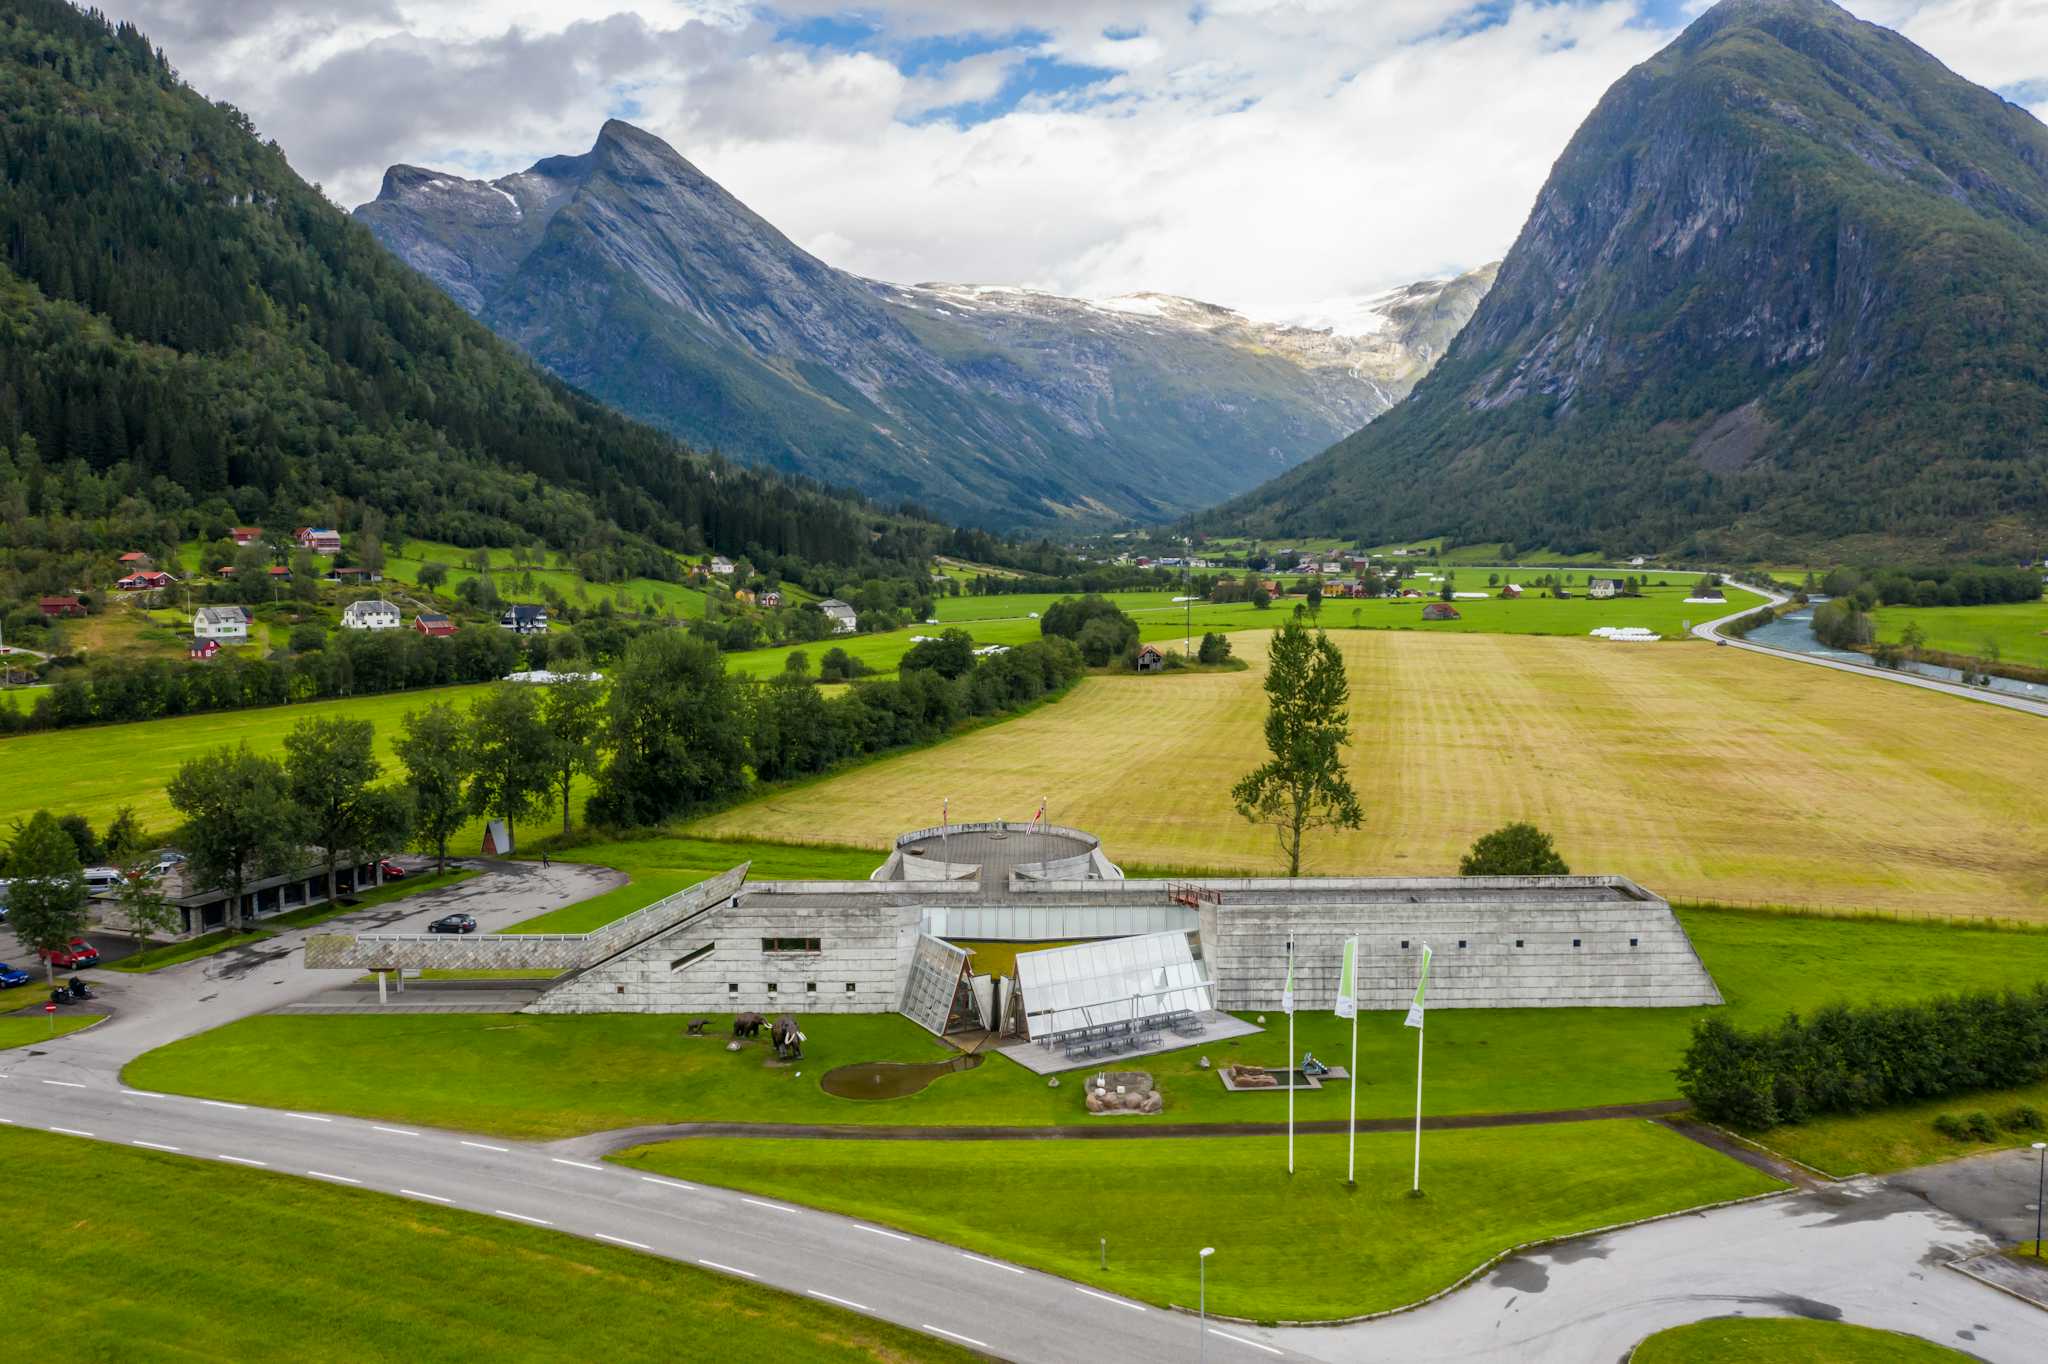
39 596 86 618
116 571 174 591
117 550 151 565
413 612 457 638
188 639 221 660
230 527 263 545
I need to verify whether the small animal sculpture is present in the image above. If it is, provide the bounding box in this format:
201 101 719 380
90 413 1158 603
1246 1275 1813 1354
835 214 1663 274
732 1012 765 1039
685 1018 709 1037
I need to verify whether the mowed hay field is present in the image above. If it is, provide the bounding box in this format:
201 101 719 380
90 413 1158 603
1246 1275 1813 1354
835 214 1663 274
695 630 2048 917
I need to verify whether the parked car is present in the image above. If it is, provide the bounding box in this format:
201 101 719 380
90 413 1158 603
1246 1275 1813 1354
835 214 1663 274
427 914 476 934
379 860 408 879
38 939 100 969
0 962 31 988
82 866 123 893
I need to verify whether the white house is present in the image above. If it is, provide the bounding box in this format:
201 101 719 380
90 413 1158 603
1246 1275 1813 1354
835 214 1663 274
708 555 735 576
192 605 249 643
1588 578 1621 600
818 597 859 634
1629 556 1647 568
340 599 401 630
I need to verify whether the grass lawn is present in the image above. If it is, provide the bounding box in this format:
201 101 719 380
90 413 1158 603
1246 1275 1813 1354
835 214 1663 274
502 835 880 933
104 928 272 973
691 630 2048 918
1628 1317 1972 1362
1750 1077 2048 1176
0 681 497 833
0 1128 969 1363
1870 599 2048 670
383 538 710 620
0 1000 98 1047
120 909 2048 1137
618 1120 1782 1321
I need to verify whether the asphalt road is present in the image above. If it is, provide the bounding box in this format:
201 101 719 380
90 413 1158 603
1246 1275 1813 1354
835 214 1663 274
5 855 2044 1361
1692 582 2048 719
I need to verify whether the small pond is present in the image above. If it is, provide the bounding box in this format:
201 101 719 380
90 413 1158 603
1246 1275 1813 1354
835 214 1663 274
820 1053 983 1100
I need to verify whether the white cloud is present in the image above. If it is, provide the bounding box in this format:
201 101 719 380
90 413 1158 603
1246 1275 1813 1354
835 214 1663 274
104 1 2048 317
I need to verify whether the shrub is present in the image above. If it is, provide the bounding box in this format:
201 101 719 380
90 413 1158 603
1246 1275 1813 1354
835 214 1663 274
2000 1105 2045 1133
1933 1113 1969 1141
1459 822 1569 876
1962 1111 1999 1142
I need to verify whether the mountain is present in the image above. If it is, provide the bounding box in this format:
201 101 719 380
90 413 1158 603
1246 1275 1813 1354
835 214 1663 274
0 0 927 583
1215 0 2048 561
354 122 1493 531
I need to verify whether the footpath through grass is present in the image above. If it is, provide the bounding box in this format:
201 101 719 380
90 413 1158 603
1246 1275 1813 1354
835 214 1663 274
1628 1317 1973 1362
620 1120 1781 1321
122 908 2048 1139
0 1128 969 1363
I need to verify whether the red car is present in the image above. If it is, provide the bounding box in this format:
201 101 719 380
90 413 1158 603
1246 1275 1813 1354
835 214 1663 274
379 860 407 879
39 939 101 970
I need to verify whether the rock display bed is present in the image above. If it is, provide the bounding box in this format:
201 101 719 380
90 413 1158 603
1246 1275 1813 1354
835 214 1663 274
1217 1064 1351 1092
1085 1070 1162 1115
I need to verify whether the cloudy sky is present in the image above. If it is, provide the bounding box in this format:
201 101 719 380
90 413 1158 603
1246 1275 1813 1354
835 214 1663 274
108 0 2048 322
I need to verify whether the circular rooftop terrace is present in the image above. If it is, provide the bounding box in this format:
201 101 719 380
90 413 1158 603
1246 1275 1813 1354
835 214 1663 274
889 822 1108 882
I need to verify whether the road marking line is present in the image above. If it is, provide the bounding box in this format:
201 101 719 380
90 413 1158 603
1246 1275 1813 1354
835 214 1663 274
50 1126 93 1137
308 1171 360 1184
133 1140 180 1152
1209 1328 1284 1356
122 1090 166 1098
809 1290 871 1312
1074 1286 1145 1311
922 1325 991 1350
373 1126 419 1137
400 1189 451 1204
552 1158 605 1172
960 1252 1024 1274
461 1140 510 1152
285 1113 332 1123
217 1154 266 1166
202 1100 246 1110
856 1224 911 1242
496 1209 551 1226
641 1175 694 1190
596 1233 651 1250
697 1259 755 1278
41 1080 86 1088
741 1197 797 1214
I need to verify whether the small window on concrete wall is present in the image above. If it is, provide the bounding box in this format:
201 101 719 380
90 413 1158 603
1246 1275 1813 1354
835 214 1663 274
766 982 777 994
1400 940 1409 950
1457 940 1467 949
670 943 714 973
762 937 822 954
1572 938 1581 948
805 981 817 993
845 982 857 993
727 983 739 994
1515 939 1524 948
1630 937 1639 947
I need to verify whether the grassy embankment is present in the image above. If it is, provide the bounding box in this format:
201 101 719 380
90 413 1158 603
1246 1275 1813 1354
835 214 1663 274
616 1122 1779 1321
0 1128 971 1363
498 835 879 935
1628 1317 1973 1362
1751 1077 2048 1176
694 629 2048 919
121 908 2048 1139
1869 598 2048 670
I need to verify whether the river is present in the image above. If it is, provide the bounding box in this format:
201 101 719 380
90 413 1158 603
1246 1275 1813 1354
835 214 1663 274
1745 600 2048 703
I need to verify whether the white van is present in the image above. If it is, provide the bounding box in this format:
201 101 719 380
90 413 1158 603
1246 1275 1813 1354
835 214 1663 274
83 866 124 892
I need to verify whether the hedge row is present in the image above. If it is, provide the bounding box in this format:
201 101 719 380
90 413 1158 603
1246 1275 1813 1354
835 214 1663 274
1676 986 2048 1129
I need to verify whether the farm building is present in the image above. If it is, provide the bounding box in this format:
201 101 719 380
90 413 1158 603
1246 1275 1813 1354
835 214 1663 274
500 604 549 634
116 571 174 591
1421 602 1460 620
758 590 784 608
187 639 220 660
413 612 457 638
1588 578 1621 599
818 598 859 633
340 600 401 631
307 822 1722 1069
295 527 342 553
1135 643 1166 672
39 596 85 618
1499 584 1523 599
231 527 263 545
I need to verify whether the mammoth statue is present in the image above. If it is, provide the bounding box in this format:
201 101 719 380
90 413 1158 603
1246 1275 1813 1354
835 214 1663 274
732 1012 765 1039
771 1014 805 1061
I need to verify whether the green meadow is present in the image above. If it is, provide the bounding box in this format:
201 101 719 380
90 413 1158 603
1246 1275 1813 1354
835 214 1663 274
1870 598 2048 668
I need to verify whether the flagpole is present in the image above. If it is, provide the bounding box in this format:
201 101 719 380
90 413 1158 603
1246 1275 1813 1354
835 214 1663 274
1286 940 1295 1177
1412 1018 1424 1193
1347 1003 1358 1186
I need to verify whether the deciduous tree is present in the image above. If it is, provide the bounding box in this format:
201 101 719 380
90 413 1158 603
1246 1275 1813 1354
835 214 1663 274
588 632 747 827
283 716 381 903
1459 822 1570 876
1231 623 1362 877
167 745 298 932
467 685 553 853
396 703 470 874
541 675 607 836
7 810 90 982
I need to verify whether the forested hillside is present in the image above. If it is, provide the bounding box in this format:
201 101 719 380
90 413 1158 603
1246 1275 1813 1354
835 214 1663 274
0 0 934 594
1215 0 2048 561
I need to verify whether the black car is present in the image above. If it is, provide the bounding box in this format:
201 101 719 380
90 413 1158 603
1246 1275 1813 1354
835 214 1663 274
427 913 477 934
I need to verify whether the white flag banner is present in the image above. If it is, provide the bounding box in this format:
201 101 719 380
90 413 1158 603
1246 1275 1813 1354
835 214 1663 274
1333 937 1358 1020
1281 944 1295 1015
1404 943 1433 1029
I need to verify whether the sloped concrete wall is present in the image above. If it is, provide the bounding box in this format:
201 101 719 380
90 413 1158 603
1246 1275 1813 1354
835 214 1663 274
527 893 923 1016
1201 898 1721 1011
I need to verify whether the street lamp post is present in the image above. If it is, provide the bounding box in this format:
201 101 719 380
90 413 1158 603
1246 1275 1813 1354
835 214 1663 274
1198 1246 1215 1361
2034 1141 2046 1257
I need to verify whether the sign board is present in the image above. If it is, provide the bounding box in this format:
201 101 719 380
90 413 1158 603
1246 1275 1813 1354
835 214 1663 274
402 968 423 979
43 1002 57 1013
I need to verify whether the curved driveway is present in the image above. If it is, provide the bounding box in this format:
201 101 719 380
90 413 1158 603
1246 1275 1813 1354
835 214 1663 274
4 856 2044 1361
